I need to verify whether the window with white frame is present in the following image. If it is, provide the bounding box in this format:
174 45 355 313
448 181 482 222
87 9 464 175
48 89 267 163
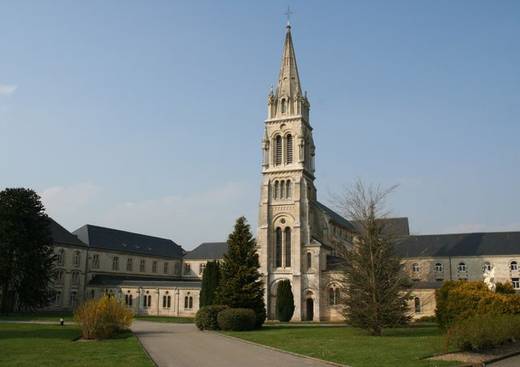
199 263 206 275
412 263 420 273
511 261 518 271
152 261 158 273
512 278 520 290
163 262 169 274
434 263 443 272
184 263 191 274
457 262 467 272
140 259 146 272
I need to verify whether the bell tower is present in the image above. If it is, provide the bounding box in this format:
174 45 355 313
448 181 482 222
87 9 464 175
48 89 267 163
258 24 317 321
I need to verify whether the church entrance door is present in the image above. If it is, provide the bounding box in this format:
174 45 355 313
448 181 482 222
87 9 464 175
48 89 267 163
306 298 314 321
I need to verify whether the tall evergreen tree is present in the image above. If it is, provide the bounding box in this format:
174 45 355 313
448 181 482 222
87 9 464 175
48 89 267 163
336 181 410 336
275 280 295 322
216 216 266 328
0 188 55 314
199 261 220 307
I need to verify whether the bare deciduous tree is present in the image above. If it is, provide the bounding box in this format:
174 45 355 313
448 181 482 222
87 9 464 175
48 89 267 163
333 180 411 336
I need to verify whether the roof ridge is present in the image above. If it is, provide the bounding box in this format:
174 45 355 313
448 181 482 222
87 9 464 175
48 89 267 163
79 223 177 243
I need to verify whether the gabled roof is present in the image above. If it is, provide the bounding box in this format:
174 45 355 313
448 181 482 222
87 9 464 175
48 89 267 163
396 231 520 258
184 242 228 260
73 224 184 259
313 201 355 231
49 218 87 247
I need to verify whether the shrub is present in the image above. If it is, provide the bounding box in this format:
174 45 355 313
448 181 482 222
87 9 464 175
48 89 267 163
414 315 437 323
496 282 516 294
447 313 520 351
195 305 228 330
275 280 295 322
74 296 133 339
217 308 256 331
435 280 520 330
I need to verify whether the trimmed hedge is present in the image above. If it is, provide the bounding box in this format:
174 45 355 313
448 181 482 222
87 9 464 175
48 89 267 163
447 313 520 351
217 308 256 331
436 280 520 330
195 305 228 330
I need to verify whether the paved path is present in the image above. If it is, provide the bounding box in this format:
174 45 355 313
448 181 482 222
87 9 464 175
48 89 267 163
131 320 340 367
488 354 520 367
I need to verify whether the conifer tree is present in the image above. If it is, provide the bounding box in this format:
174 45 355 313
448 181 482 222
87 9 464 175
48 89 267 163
0 188 55 314
199 261 220 307
336 181 410 336
216 216 266 328
275 280 295 322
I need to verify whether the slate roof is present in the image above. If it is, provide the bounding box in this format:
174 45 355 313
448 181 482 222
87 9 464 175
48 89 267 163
49 218 87 247
352 217 410 237
88 274 200 288
184 242 228 260
313 201 355 231
396 231 520 258
73 224 184 259
326 255 346 271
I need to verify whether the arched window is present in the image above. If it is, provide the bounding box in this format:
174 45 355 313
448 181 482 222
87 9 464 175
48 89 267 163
275 135 282 165
71 271 80 285
274 181 279 199
184 293 193 309
435 263 443 272
414 297 421 313
457 262 467 272
286 180 291 198
280 180 285 199
275 227 282 268
329 286 340 305
127 258 133 271
55 269 64 283
307 252 312 270
73 251 80 266
511 261 518 271
284 227 291 267
281 99 286 113
112 256 119 271
286 134 293 164
163 293 171 308
57 249 65 266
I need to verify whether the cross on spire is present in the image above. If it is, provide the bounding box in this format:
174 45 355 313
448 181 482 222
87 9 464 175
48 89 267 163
284 6 293 27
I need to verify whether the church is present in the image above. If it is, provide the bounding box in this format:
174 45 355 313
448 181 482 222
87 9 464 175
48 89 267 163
36 24 520 321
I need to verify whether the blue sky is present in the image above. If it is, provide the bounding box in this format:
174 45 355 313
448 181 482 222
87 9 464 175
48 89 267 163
1 1 519 249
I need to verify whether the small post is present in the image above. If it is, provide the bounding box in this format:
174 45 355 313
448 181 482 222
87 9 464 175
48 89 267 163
60 318 64 326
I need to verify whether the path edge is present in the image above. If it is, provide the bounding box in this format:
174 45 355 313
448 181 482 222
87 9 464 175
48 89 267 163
212 331 351 367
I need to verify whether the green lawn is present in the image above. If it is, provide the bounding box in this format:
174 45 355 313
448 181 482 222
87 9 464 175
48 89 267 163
0 323 153 367
0 311 73 322
135 315 194 323
224 324 461 367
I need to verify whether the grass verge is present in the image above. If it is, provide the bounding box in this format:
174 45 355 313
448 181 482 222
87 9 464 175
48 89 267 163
0 311 73 322
0 323 153 367
223 323 461 367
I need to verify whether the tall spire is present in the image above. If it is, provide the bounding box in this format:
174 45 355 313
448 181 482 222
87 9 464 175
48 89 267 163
276 25 302 98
